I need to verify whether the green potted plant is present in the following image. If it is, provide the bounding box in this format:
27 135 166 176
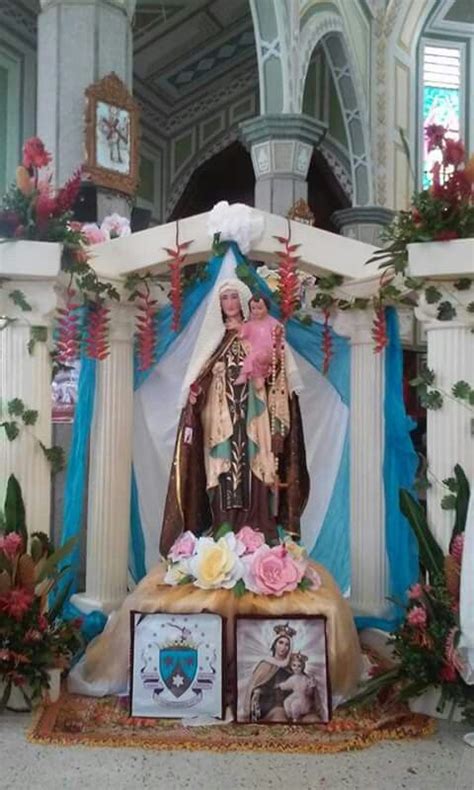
0 475 82 711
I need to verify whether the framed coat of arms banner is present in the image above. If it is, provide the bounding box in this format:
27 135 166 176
129 611 224 719
84 72 140 196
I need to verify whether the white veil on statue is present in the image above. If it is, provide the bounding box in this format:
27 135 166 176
132 202 349 573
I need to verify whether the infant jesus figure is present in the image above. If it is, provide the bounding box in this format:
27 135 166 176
235 293 283 391
277 652 320 723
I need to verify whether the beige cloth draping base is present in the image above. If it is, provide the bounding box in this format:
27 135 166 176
70 561 363 702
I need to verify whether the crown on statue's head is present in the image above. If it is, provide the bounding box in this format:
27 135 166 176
274 622 296 639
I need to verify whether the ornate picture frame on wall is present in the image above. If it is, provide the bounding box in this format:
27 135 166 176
85 72 140 196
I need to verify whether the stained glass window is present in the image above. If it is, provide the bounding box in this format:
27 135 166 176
422 43 462 189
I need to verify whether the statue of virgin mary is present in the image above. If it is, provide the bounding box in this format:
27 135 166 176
160 260 310 554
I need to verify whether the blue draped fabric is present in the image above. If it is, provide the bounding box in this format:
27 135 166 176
355 307 419 631
61 244 414 638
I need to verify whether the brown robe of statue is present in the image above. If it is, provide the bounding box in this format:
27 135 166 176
160 330 310 556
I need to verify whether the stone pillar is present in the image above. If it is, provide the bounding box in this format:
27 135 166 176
71 302 134 614
37 0 136 220
416 288 474 552
240 114 327 217
0 279 57 536
331 207 395 246
334 309 389 617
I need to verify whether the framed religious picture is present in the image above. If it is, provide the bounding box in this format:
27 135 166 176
129 611 225 720
85 72 139 196
52 360 80 423
235 615 331 725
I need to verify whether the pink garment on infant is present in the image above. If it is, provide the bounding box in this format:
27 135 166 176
237 314 282 383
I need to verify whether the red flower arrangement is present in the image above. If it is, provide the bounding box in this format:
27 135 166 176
274 228 301 322
350 465 474 724
0 475 82 710
0 137 82 245
371 129 474 273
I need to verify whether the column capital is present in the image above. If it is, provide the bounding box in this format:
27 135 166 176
332 307 377 345
331 206 395 245
415 281 474 332
39 0 137 19
0 278 59 328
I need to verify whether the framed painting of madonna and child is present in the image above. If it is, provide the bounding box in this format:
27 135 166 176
235 615 331 724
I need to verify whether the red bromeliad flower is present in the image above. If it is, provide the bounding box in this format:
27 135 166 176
22 137 52 170
450 533 464 566
0 532 23 560
0 588 34 621
425 124 446 152
164 236 192 332
84 301 110 361
55 168 82 215
322 308 333 375
56 288 81 364
135 289 158 372
274 231 300 322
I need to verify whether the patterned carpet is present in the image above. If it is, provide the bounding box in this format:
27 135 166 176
28 691 436 754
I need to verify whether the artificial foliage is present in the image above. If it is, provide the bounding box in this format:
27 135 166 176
0 476 82 710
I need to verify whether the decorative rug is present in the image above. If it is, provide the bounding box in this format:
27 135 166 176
28 691 436 754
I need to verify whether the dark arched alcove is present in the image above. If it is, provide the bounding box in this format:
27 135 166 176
169 141 255 221
307 150 351 233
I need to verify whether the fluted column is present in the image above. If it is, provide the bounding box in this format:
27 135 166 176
0 280 57 535
334 310 388 617
416 288 474 552
72 302 134 614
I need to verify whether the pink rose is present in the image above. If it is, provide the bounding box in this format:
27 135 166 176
169 531 197 562
0 533 23 560
235 526 265 555
407 605 427 628
100 213 131 240
408 583 423 600
81 223 107 245
243 544 304 596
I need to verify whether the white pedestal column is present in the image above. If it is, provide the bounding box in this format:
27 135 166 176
335 310 388 617
72 303 134 614
0 281 56 536
416 289 474 552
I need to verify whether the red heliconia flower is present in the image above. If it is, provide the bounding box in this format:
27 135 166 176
55 168 82 215
322 308 333 375
443 138 465 169
164 238 192 332
22 137 52 170
135 289 158 372
56 288 81 364
274 232 300 322
425 124 446 152
372 306 388 353
84 301 110 361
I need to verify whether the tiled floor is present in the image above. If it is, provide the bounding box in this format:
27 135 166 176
1 710 473 790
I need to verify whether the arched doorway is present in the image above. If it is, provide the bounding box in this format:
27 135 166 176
169 142 255 221
307 149 350 232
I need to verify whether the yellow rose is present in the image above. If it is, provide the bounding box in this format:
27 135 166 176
191 535 243 589
284 537 307 563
